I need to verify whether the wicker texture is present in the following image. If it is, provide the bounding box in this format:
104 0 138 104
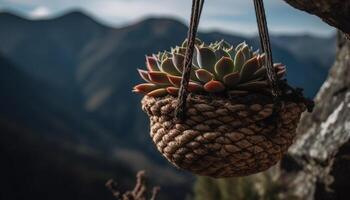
142 93 306 178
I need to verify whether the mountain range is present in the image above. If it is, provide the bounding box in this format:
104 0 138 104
0 10 336 200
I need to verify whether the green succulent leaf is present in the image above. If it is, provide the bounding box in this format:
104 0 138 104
167 75 182 87
172 53 185 73
148 71 171 85
257 53 266 68
241 45 251 60
137 69 151 82
152 53 159 60
251 66 267 80
234 49 245 72
195 69 214 83
227 47 236 59
192 48 200 67
190 65 201 82
147 88 168 97
134 39 287 97
215 57 235 79
171 53 201 81
177 47 187 55
276 64 286 78
182 38 203 47
146 56 159 71
249 47 254 57
210 43 218 50
166 87 179 96
133 83 160 94
161 58 181 76
161 51 171 62
240 57 259 82
220 40 231 49
182 39 188 47
223 72 240 87
167 77 203 93
277 69 286 78
274 63 285 71
214 48 230 60
188 82 204 92
152 54 161 67
250 63 286 80
196 46 217 72
204 80 225 93
253 49 260 57
235 42 246 51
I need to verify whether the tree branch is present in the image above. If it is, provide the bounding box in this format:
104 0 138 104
282 0 350 34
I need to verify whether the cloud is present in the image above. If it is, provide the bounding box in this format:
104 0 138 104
29 6 51 19
0 0 335 36
2 0 38 6
87 0 246 21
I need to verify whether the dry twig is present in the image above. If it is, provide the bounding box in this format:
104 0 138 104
106 171 160 200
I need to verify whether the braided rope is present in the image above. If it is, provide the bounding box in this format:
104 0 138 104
253 0 281 98
175 0 205 120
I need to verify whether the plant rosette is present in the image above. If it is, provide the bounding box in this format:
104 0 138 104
134 39 310 178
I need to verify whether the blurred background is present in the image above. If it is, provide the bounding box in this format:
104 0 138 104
0 0 336 199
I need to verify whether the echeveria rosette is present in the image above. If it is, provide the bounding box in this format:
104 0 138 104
133 39 286 97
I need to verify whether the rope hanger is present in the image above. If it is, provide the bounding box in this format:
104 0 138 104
175 0 205 119
175 0 280 120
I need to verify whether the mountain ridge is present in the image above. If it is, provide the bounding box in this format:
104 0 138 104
0 10 336 38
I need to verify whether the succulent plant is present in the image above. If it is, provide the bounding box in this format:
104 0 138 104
133 39 286 97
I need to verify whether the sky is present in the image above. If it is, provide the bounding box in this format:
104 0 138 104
0 0 335 36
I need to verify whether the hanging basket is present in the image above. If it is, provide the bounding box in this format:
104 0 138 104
142 90 308 177
133 0 314 178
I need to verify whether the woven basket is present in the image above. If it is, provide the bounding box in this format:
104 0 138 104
141 93 307 178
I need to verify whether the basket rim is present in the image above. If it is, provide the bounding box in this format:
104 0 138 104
142 80 314 113
142 91 302 107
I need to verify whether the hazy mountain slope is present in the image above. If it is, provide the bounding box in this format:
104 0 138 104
0 53 190 200
0 53 113 149
271 34 337 67
0 54 122 200
1 118 188 200
0 11 109 88
0 120 133 200
0 12 192 184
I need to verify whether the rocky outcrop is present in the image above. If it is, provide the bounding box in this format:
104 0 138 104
283 0 350 35
279 32 350 200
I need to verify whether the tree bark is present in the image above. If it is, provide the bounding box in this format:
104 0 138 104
282 0 350 36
